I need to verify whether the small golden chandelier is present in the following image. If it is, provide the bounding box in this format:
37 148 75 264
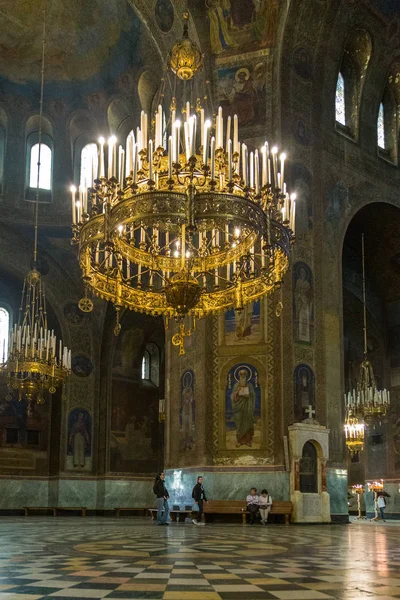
0 1 71 411
71 14 295 354
344 413 365 455
344 235 390 421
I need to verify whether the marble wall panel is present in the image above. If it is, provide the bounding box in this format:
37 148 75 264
326 468 349 516
0 479 49 509
164 468 290 507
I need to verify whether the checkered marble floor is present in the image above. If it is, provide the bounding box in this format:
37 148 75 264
0 518 399 599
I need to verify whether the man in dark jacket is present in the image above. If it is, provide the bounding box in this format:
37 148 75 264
153 472 169 525
192 476 207 525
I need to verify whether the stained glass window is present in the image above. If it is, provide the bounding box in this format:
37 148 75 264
377 102 385 149
335 72 346 126
80 143 98 188
0 306 9 362
29 143 52 189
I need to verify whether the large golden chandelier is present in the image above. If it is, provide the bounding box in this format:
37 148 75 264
0 1 71 412
71 15 295 353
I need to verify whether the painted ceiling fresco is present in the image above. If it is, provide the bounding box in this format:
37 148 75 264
0 0 142 91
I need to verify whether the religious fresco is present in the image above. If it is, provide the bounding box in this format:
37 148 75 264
225 300 261 345
112 328 144 377
217 62 266 127
67 408 91 469
110 323 161 473
109 378 159 472
293 262 314 345
207 0 280 55
293 47 313 80
225 363 261 450
71 354 93 378
179 369 195 451
0 0 143 98
0 382 50 474
293 364 315 422
293 119 312 146
155 0 174 33
63 302 84 324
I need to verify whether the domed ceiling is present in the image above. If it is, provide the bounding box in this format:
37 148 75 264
0 0 143 96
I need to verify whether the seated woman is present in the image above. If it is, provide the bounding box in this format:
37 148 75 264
246 487 259 525
259 489 272 525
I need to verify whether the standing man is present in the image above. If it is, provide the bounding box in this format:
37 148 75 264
377 493 387 522
153 472 169 525
192 476 207 526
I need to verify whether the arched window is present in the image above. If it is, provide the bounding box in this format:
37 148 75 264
142 350 150 380
80 143 98 188
126 130 135 177
29 143 52 190
377 103 385 149
335 72 346 126
0 306 9 362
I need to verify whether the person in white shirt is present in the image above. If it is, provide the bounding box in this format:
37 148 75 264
259 489 272 524
377 493 386 521
246 487 259 524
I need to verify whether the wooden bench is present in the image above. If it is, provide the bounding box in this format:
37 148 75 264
114 507 147 517
203 500 293 524
148 508 193 522
242 501 293 524
24 506 87 517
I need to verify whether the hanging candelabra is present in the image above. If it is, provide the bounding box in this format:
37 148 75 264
70 13 295 354
0 1 71 412
344 235 389 443
344 415 365 455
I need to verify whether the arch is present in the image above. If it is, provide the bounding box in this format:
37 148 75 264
335 29 372 138
80 143 98 189
68 111 99 184
25 114 54 200
299 440 318 493
138 70 159 113
107 97 133 135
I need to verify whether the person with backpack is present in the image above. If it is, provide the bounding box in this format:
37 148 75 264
192 476 207 525
153 471 170 525
258 489 272 524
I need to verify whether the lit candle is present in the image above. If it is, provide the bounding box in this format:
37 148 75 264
70 185 77 224
203 119 210 165
186 101 190 123
168 135 173 178
184 121 190 161
133 143 138 184
242 144 248 187
217 106 223 149
149 139 153 182
200 108 205 147
250 151 254 189
174 120 181 163
119 147 125 188
226 115 231 153
255 149 260 194
280 153 286 190
233 114 239 154
271 146 278 188
99 137 105 178
113 138 117 178
261 144 267 187
228 139 232 181
210 136 216 180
